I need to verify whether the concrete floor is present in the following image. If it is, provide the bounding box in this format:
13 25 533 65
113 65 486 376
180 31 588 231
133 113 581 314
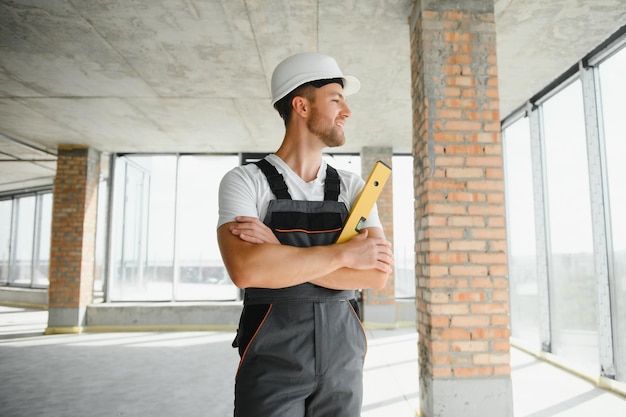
1 306 625 417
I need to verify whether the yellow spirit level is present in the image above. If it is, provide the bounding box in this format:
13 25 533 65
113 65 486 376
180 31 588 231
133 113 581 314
336 160 392 244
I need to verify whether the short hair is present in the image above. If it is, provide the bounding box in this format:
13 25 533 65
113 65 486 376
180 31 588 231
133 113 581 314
273 78 344 125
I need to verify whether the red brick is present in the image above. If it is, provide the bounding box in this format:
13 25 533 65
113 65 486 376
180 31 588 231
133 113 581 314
451 315 490 328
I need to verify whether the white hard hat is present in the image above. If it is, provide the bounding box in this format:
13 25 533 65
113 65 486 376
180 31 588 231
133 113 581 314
270 52 361 105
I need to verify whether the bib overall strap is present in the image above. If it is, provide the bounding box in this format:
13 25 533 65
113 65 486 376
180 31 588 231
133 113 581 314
255 159 291 200
324 165 340 202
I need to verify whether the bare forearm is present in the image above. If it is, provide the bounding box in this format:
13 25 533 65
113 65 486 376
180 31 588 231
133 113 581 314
224 241 345 289
219 221 393 290
310 267 390 290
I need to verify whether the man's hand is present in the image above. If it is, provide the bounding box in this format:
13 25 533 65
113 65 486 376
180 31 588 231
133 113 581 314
229 216 280 244
219 218 392 290
337 229 393 273
229 217 392 273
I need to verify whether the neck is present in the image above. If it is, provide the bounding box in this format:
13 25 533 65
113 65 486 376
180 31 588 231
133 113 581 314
275 143 323 183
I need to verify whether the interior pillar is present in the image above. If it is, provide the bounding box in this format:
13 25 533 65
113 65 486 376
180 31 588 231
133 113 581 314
47 145 100 334
409 1 513 415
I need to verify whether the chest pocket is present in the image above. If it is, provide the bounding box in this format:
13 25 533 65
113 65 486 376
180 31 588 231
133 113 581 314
271 207 345 246
255 159 348 247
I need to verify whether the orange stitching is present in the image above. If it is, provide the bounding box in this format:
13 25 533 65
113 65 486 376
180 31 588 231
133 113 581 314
348 301 368 359
274 227 342 234
235 304 274 379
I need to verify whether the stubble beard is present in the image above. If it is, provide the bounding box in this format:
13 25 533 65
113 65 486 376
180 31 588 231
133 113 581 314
307 106 345 148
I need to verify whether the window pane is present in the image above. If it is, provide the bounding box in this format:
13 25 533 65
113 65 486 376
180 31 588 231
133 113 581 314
32 193 52 287
393 155 415 298
503 117 540 347
94 178 108 297
599 45 626 382
111 156 177 301
141 156 177 301
12 196 36 285
175 155 239 301
543 80 598 373
0 200 12 285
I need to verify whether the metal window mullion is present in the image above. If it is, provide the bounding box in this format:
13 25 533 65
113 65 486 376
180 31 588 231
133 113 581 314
138 170 150 294
31 193 43 288
103 155 117 303
529 105 552 353
117 160 129 299
172 155 181 301
581 64 616 379
8 199 17 285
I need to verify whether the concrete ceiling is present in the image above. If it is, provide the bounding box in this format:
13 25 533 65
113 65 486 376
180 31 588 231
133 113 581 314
1 0 625 193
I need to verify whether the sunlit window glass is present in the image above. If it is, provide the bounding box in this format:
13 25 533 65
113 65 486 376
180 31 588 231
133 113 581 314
503 117 539 347
94 177 109 297
542 80 598 373
110 156 177 301
598 45 626 383
0 199 12 285
12 195 36 285
393 155 415 299
176 155 239 301
110 155 241 302
33 193 52 287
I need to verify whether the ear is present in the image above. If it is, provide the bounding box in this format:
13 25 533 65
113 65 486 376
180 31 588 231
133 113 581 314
292 96 309 119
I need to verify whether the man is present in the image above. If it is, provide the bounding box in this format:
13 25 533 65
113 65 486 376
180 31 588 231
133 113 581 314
217 52 393 417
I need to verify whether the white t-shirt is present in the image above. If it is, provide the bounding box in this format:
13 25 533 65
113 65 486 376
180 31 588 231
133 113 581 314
217 154 382 230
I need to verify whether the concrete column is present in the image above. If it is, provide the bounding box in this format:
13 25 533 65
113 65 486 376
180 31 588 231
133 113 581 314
409 1 513 416
360 146 396 327
47 145 100 334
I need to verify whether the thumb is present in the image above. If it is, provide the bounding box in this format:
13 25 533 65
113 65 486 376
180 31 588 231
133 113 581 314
356 228 369 239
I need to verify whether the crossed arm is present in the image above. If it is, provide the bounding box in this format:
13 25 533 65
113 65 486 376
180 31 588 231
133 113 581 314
217 216 393 291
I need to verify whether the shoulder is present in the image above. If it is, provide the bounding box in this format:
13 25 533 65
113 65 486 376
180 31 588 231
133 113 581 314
220 162 263 188
218 162 269 228
333 165 365 191
218 163 270 205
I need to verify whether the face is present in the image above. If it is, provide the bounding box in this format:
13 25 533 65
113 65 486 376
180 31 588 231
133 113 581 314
305 83 352 148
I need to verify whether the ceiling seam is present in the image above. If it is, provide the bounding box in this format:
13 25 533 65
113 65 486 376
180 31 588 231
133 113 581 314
243 0 271 99
316 0 320 52
0 133 57 158
66 0 160 98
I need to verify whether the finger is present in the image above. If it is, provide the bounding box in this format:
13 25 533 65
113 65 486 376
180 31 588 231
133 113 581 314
375 261 393 273
238 233 263 244
235 216 261 224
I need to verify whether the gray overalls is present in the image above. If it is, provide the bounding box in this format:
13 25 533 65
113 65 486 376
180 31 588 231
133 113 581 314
233 158 367 417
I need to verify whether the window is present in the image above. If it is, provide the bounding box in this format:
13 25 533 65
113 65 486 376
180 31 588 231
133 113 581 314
542 80 598 373
12 195 36 286
109 155 239 301
392 155 415 298
32 193 52 287
175 155 239 301
0 199 12 285
503 116 540 346
598 45 626 382
0 192 52 288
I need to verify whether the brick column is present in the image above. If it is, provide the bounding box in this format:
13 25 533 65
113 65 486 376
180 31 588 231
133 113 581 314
360 146 395 327
47 145 100 334
409 1 513 416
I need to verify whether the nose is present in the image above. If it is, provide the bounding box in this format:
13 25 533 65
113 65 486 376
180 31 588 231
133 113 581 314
341 101 352 118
